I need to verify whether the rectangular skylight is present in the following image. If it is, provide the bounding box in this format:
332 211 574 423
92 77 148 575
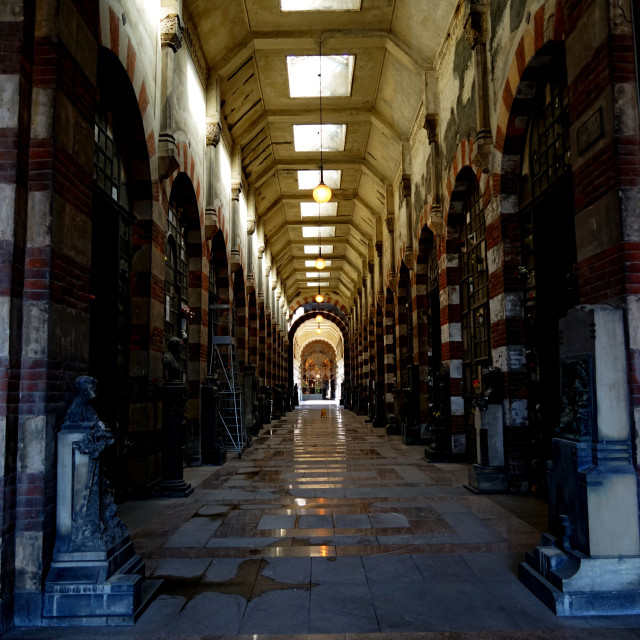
307 282 330 287
300 202 338 217
293 124 346 152
287 55 355 98
305 259 332 267
304 245 333 254
281 0 361 10
302 226 335 238
298 170 342 190
306 272 331 278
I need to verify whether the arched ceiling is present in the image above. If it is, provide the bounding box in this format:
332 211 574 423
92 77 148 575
187 0 459 310
294 316 343 356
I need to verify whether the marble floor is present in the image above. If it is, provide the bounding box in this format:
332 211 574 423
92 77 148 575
7 402 640 639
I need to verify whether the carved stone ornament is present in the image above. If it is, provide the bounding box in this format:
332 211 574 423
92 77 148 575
401 175 412 199
205 118 222 147
231 183 243 202
424 114 438 144
230 248 241 273
375 241 383 257
247 218 256 235
464 8 488 50
160 14 183 52
257 245 265 259
386 216 394 235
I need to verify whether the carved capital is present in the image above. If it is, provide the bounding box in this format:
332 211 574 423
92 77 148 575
472 130 493 174
375 241 383 257
464 6 488 49
205 118 222 147
428 204 444 235
205 207 219 239
257 245 265 259
160 14 183 52
386 216 394 235
403 247 415 271
158 132 180 180
388 272 398 293
424 114 438 144
231 183 242 202
247 218 256 235
401 175 411 199
246 274 256 295
229 248 241 273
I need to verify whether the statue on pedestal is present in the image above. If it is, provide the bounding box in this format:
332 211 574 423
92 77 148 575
162 336 182 382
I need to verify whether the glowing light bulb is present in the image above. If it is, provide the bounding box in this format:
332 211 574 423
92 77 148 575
312 181 332 204
315 314 323 322
315 255 326 270
315 293 324 303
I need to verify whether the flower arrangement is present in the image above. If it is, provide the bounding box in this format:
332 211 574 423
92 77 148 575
180 303 196 320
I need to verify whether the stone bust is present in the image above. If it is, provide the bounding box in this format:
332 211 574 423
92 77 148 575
63 376 104 427
162 337 183 382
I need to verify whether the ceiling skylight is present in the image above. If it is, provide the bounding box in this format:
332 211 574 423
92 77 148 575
304 245 333 254
281 0 361 10
306 272 331 278
307 281 330 287
287 55 355 98
305 259 332 267
302 226 335 238
293 124 346 152
298 170 341 190
300 202 338 217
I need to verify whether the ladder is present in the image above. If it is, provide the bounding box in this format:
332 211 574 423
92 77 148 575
209 303 248 455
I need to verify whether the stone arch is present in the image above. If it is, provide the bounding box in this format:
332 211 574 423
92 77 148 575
98 2 158 181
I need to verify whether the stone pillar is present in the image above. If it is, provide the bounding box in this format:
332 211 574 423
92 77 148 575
153 383 193 497
158 13 183 180
520 306 640 615
464 0 492 172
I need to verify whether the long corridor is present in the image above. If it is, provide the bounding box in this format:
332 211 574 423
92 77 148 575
8 404 640 639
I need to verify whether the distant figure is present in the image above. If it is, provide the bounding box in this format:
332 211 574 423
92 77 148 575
162 337 182 382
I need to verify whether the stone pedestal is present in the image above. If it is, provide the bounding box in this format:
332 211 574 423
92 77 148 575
43 377 160 625
466 404 507 492
153 382 193 497
520 305 640 615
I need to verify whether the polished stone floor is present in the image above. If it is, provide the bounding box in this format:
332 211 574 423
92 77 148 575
7 402 640 639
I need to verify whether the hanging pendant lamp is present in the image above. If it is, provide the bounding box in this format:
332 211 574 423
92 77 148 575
313 41 332 205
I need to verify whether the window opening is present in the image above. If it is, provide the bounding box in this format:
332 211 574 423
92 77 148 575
165 206 188 380
460 178 490 415
94 110 122 203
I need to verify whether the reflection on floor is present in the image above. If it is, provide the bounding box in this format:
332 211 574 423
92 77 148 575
7 402 640 639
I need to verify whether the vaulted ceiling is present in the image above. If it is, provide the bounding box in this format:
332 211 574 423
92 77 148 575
187 0 459 309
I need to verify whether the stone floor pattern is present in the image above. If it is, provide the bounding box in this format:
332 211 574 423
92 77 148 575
8 402 640 639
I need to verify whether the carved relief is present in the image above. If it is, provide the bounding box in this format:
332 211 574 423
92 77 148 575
464 6 488 49
160 14 183 52
401 175 412 199
424 114 438 144
206 118 222 147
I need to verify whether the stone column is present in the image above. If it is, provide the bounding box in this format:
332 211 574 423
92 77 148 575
153 382 193 497
464 0 492 172
158 13 183 180
520 306 640 615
